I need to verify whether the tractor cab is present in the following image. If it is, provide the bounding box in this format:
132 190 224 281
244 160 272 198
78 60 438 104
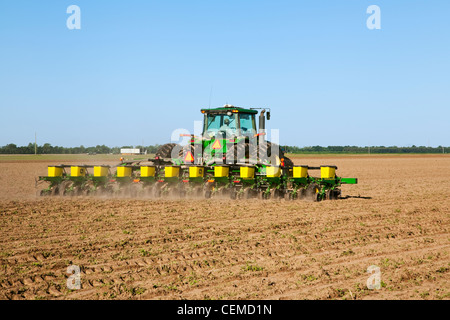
201 105 258 139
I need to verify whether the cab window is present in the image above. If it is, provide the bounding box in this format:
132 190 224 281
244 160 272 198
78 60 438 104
239 113 256 136
204 114 237 135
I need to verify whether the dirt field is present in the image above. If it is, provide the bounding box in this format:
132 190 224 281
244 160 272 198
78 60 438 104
0 154 449 300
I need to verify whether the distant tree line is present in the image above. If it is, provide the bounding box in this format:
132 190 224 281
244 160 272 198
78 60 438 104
282 145 448 154
0 143 161 155
0 143 448 154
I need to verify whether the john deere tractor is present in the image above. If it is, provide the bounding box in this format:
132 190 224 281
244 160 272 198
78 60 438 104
155 104 293 167
37 105 357 201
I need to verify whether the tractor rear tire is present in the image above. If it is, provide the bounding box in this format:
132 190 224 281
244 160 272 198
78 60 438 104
155 143 180 159
228 141 256 164
264 142 293 167
228 141 289 165
260 141 284 163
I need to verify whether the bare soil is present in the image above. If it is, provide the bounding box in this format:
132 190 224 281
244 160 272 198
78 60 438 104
0 155 449 300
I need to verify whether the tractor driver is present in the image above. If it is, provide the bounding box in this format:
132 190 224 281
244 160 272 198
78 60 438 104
218 117 234 137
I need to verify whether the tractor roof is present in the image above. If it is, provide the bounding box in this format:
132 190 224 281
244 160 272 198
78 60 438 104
201 105 258 114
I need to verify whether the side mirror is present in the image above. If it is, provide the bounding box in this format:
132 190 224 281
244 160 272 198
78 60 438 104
266 111 270 120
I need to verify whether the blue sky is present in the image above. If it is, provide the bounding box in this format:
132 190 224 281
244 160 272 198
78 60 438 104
1 0 449 148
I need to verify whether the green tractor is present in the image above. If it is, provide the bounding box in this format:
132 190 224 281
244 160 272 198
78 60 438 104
155 104 293 167
37 104 358 201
